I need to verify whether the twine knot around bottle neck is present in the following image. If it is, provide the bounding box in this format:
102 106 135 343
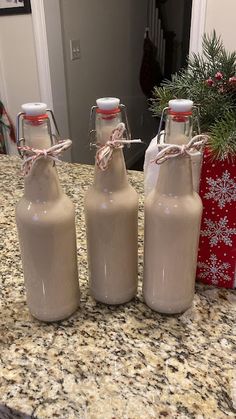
18 139 72 177
152 134 210 165
96 122 142 171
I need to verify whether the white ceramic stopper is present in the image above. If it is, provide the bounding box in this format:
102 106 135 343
21 102 47 116
168 99 193 113
96 97 120 111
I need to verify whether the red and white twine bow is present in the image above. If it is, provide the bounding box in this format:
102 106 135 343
152 135 210 164
96 122 142 171
18 139 72 176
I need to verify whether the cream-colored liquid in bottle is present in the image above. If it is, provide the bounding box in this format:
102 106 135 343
85 98 138 304
143 146 203 313
15 103 80 321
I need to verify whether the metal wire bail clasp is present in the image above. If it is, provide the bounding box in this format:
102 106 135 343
119 104 132 146
16 108 61 158
157 106 169 143
193 104 201 135
88 106 98 150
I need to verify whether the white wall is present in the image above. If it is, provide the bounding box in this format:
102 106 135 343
60 0 154 165
0 14 40 121
205 0 236 51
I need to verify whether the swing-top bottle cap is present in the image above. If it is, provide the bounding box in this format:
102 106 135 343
168 99 193 113
21 102 47 116
96 97 120 111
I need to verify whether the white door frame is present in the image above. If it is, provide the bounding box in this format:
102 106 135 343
31 0 71 160
0 55 8 109
31 0 53 109
189 0 207 55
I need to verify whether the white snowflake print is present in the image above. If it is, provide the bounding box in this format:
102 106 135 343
198 254 231 285
204 170 236 209
201 216 236 247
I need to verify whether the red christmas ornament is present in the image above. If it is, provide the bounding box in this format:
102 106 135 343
215 71 223 80
206 77 214 86
229 76 236 84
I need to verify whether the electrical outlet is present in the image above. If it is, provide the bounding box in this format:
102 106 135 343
70 39 81 61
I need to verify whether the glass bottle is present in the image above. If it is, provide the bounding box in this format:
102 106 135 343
143 148 203 314
84 97 138 304
15 103 80 321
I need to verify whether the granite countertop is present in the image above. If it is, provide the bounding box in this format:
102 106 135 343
0 155 235 419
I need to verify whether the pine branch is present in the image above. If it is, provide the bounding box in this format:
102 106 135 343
149 87 173 116
202 30 223 64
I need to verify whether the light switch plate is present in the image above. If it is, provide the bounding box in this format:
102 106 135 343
70 39 81 61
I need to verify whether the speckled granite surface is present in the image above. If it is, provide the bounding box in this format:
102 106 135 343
0 155 235 419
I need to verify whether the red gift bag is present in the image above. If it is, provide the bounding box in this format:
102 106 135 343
197 148 236 288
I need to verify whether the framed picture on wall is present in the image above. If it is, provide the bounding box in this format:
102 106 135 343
0 0 31 15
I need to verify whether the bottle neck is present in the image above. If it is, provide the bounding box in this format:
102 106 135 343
95 111 121 145
24 160 62 202
94 149 128 192
165 114 193 145
23 119 62 202
155 155 193 196
23 118 52 149
93 111 128 191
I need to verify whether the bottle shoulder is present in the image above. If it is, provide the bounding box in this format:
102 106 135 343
145 190 202 215
85 182 138 198
16 194 75 223
85 183 138 210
